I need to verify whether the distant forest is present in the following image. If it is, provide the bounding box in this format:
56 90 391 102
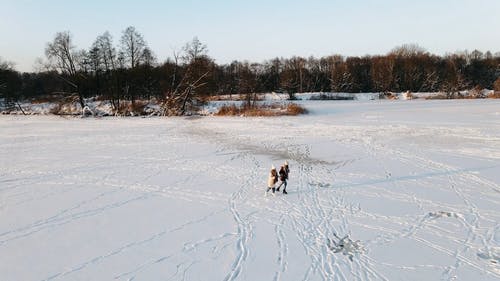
1 27 500 114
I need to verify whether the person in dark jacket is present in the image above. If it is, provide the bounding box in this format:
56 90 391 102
276 161 290 194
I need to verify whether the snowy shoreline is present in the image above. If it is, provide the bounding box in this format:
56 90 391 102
1 90 497 117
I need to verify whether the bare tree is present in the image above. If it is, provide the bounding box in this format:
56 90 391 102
0 57 14 95
0 58 10 100
470 49 484 61
291 56 306 94
91 32 124 109
0 58 21 112
234 61 257 106
331 61 353 92
87 47 101 74
0 57 15 71
141 47 156 67
93 31 117 72
441 55 468 98
46 32 78 76
119 27 150 106
370 55 394 93
279 56 307 99
117 51 126 69
162 38 211 116
45 31 85 108
162 70 209 116
120 26 146 69
170 48 181 91
182 37 207 64
390 44 427 57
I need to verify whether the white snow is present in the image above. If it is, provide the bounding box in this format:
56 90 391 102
1 99 499 281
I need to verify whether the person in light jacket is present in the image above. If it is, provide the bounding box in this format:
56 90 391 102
266 165 279 195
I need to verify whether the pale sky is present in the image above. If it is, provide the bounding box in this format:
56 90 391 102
1 0 499 72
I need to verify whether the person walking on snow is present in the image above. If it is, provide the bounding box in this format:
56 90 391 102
266 165 279 195
277 161 290 194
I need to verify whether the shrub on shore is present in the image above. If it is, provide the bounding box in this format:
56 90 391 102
216 103 307 116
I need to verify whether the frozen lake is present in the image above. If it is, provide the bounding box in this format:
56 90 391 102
1 99 499 280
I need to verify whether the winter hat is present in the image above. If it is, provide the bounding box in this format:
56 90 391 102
284 161 288 166
271 165 276 170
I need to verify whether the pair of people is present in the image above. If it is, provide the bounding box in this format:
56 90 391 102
266 161 290 195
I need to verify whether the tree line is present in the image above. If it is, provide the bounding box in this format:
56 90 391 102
1 26 499 114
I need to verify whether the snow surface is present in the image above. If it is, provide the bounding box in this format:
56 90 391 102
1 99 499 281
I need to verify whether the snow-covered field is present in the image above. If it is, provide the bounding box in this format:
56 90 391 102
1 99 499 281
